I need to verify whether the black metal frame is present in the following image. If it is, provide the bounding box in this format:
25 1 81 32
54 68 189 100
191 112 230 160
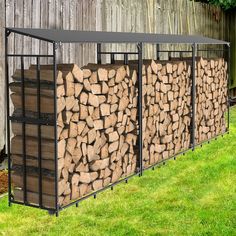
5 28 230 216
191 43 196 150
5 28 58 213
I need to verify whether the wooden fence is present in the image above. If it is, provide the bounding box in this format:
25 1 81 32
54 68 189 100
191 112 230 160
226 10 236 90
0 0 228 150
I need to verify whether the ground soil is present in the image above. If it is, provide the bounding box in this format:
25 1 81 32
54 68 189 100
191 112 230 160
0 171 8 194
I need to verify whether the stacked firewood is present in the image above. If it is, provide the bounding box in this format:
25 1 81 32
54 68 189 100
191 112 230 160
10 63 138 207
195 58 228 143
141 60 191 168
9 57 228 208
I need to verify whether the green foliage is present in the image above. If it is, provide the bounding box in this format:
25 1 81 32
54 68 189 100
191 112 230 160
197 0 236 10
209 0 236 10
0 107 236 235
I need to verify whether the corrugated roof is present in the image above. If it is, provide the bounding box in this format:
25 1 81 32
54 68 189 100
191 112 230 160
6 28 229 45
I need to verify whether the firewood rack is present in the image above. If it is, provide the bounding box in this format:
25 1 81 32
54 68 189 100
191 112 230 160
5 27 230 216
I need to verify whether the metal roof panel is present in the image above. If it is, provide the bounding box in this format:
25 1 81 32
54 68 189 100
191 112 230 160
6 28 229 45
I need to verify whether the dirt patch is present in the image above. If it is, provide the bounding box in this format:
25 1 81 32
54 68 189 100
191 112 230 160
0 171 8 194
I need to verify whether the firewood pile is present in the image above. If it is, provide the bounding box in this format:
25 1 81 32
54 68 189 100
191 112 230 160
10 63 138 207
195 58 228 143
141 60 191 168
9 57 227 208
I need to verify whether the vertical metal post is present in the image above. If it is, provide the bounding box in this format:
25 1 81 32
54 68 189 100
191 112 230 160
111 53 115 64
156 44 160 60
53 42 59 216
20 56 27 203
196 44 199 57
227 44 230 132
191 43 196 150
137 42 143 176
36 57 42 207
5 29 11 206
124 53 128 65
97 43 101 64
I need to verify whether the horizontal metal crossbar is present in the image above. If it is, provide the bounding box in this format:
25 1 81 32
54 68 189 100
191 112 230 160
8 116 54 126
97 52 139 55
7 54 54 57
11 199 56 212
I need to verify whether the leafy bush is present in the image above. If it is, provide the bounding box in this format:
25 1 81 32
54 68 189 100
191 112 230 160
209 0 236 10
196 0 236 10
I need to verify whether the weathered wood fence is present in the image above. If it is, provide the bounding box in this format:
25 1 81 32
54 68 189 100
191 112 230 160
226 10 236 90
0 0 228 150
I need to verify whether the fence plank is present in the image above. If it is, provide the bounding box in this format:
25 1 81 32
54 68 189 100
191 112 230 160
76 0 83 66
31 0 41 64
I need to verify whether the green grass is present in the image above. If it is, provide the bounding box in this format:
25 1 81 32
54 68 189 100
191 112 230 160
0 109 236 236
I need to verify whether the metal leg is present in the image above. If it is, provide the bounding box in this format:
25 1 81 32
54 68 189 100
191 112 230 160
156 44 160 60
5 29 11 206
53 42 59 214
20 56 27 203
190 43 196 151
124 53 128 65
36 57 43 207
111 53 115 64
227 44 230 132
138 42 143 176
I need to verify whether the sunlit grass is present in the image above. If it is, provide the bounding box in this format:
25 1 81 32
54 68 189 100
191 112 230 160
0 107 235 236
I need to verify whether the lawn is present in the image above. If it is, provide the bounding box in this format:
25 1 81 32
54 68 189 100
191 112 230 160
0 108 236 236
